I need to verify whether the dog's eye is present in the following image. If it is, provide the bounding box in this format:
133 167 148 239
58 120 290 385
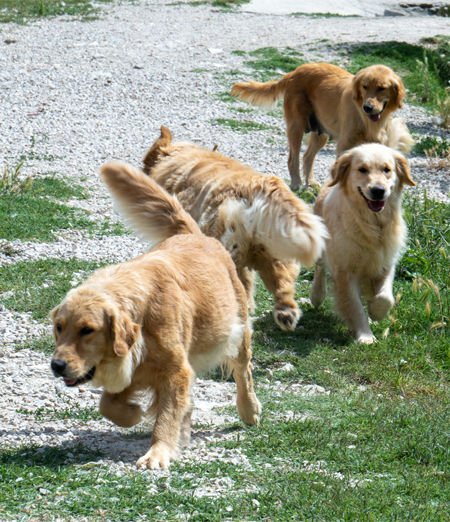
378 87 386 92
359 167 368 174
362 85 368 90
80 327 94 337
56 324 62 333
384 167 390 173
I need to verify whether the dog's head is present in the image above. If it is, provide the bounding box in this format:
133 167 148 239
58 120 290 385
352 65 406 122
329 143 415 213
50 286 140 393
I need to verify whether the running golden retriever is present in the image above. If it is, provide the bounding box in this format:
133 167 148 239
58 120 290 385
309 143 415 344
50 163 261 469
231 63 413 190
142 126 328 331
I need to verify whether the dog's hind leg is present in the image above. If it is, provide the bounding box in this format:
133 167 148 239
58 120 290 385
303 133 328 188
237 266 256 314
310 256 327 308
367 267 395 322
286 112 307 192
255 256 301 331
227 325 261 426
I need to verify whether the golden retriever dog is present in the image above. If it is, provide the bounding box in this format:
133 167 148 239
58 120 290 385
231 63 414 190
50 162 261 470
309 143 415 344
142 126 328 331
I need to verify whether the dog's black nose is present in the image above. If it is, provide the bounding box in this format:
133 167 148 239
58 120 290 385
370 186 386 200
51 359 67 376
363 104 373 114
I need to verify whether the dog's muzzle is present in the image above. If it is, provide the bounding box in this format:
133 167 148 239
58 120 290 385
363 102 387 123
50 360 96 387
358 187 386 213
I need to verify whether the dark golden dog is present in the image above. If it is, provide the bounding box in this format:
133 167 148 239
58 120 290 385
50 163 261 469
231 63 413 190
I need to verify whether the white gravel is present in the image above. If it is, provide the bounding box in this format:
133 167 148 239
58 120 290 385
0 0 449 470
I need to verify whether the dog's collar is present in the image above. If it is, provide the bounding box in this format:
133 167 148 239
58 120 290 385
357 187 386 213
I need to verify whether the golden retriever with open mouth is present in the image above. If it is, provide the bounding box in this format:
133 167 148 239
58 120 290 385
50 162 261 469
142 126 328 331
309 143 415 344
231 63 413 190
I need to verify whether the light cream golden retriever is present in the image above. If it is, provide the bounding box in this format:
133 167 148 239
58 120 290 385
309 143 415 344
231 63 413 190
142 126 328 331
50 162 261 470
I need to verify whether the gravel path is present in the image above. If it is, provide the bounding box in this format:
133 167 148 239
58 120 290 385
0 0 449 475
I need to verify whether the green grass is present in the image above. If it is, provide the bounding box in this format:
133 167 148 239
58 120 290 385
17 401 102 422
2 194 450 521
0 0 115 23
0 171 127 242
211 118 279 133
414 135 450 156
0 258 105 321
347 40 450 115
242 46 306 82
291 11 360 17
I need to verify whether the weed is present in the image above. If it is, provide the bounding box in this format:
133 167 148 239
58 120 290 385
414 135 450 156
0 163 32 196
243 47 305 82
425 146 450 171
17 397 102 422
436 88 450 128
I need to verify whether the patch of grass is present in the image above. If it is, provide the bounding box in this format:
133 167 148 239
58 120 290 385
347 41 450 120
0 0 114 24
0 170 126 242
212 118 279 133
0 258 105 321
243 46 306 82
414 135 450 156
17 400 102 422
191 68 210 74
14 334 55 356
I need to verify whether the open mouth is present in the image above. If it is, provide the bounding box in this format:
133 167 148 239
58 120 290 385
62 366 96 387
358 187 386 213
366 102 387 123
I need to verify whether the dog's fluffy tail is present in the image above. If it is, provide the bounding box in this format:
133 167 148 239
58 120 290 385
231 74 291 110
142 125 174 175
220 178 329 266
384 117 415 155
101 162 200 249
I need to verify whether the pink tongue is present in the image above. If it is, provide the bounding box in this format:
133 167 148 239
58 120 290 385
369 200 385 212
63 378 77 386
368 113 381 122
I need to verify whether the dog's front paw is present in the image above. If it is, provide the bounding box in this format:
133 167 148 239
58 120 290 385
355 332 375 345
307 178 321 189
136 445 171 470
237 394 262 426
273 306 301 331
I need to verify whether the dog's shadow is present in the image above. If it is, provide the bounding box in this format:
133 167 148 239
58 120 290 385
0 424 244 469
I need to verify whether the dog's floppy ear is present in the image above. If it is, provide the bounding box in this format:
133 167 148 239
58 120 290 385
390 75 406 109
394 151 416 187
329 151 353 187
50 305 60 322
110 311 140 357
352 71 363 102
142 126 174 175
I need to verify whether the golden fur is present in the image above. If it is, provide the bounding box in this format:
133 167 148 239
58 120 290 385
309 143 415 344
231 63 413 190
50 162 261 470
142 126 328 331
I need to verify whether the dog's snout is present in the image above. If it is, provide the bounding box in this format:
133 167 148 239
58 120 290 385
370 186 386 200
51 359 67 376
363 104 373 114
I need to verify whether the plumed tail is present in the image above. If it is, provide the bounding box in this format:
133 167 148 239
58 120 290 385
219 178 329 266
231 75 290 110
100 162 200 249
142 125 174 175
384 117 415 155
